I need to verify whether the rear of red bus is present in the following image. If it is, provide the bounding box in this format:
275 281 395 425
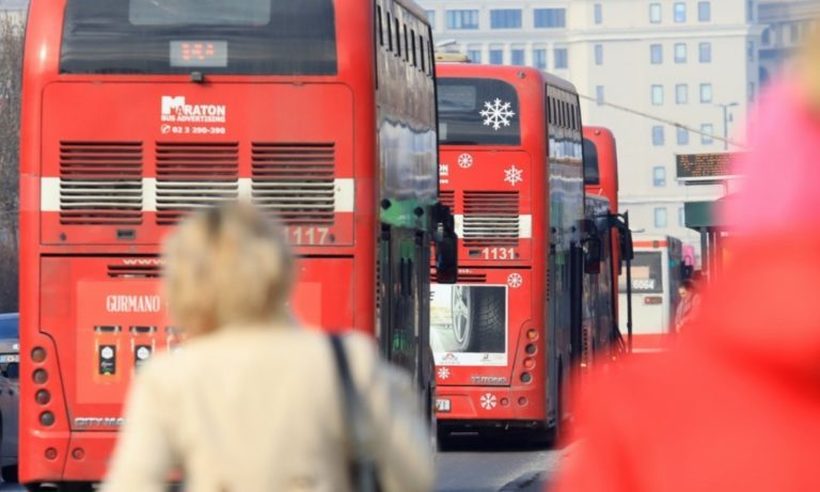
18 0 439 486
433 64 584 439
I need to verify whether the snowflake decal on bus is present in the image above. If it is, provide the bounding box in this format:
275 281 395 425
458 153 474 169
480 98 515 131
504 165 523 186
437 367 451 380
480 393 498 410
507 273 523 289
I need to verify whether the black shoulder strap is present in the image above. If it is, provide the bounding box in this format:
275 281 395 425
329 334 379 492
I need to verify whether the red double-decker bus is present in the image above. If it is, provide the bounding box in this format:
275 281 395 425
581 127 631 363
431 63 585 442
19 0 455 488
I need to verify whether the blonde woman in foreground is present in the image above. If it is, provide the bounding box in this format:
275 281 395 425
102 205 434 492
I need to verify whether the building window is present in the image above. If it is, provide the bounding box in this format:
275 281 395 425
489 48 504 65
533 48 547 70
654 207 668 228
701 123 714 144
650 3 662 23
652 84 664 105
554 48 568 69
674 2 686 23
652 125 665 146
426 10 436 28
596 85 605 106
700 83 713 103
490 9 522 29
677 126 690 145
511 48 525 65
676 84 688 104
594 3 603 24
594 44 604 65
749 81 756 102
747 41 755 61
679 206 686 227
699 42 712 63
650 44 663 64
675 43 688 63
762 28 771 46
446 10 479 30
534 8 567 28
468 49 482 63
747 0 756 22
653 166 667 187
790 24 800 43
698 1 711 22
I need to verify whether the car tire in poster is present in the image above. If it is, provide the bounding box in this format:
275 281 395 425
450 286 504 353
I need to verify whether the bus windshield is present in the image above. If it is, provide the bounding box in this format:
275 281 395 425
622 251 663 293
437 78 521 146
61 0 337 75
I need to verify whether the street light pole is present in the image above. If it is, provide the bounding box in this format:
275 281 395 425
717 102 739 151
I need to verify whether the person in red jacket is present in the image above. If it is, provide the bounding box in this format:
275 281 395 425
552 49 820 492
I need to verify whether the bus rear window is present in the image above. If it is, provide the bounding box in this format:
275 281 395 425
583 138 600 185
438 78 521 146
61 0 337 75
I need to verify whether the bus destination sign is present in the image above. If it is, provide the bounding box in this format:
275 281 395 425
676 153 737 180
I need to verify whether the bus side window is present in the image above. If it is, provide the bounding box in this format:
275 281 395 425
403 24 410 62
419 34 426 73
411 28 417 67
548 98 554 125
395 17 401 57
387 12 393 52
377 5 384 47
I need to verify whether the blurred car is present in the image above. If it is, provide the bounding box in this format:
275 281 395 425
0 313 18 482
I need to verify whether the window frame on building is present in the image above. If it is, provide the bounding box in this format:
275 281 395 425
697 1 711 22
653 166 667 187
490 9 523 29
677 126 690 145
650 3 662 24
699 42 712 63
534 8 567 29
674 2 687 23
701 123 714 144
676 83 688 105
594 44 604 65
652 125 665 146
650 43 663 64
533 48 547 69
654 207 668 228
554 47 569 69
652 84 664 105
700 83 713 103
446 9 479 30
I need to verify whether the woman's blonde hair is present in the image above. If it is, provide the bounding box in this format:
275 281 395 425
163 204 294 336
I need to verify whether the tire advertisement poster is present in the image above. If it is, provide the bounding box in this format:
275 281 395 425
431 284 508 366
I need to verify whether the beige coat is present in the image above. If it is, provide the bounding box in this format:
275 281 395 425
102 327 434 492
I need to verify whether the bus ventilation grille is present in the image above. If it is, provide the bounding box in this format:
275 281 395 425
251 142 336 225
156 142 240 225
107 263 162 279
59 141 143 225
462 191 519 247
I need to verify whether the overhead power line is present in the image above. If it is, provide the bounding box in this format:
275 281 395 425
577 93 747 150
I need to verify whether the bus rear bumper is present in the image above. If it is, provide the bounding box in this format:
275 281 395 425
20 430 116 484
435 385 548 424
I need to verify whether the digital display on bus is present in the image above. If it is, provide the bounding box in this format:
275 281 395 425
170 41 228 68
